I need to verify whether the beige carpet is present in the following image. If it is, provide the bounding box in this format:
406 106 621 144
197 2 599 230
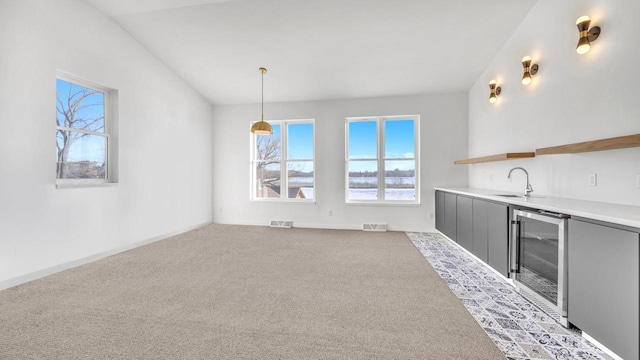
0 225 504 359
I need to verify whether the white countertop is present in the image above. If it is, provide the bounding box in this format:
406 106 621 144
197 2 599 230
435 187 640 229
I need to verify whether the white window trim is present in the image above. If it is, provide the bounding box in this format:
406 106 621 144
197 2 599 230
345 115 420 205
249 119 316 203
55 71 117 187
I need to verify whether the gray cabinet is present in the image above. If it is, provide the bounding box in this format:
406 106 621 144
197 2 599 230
472 198 509 276
443 192 457 241
486 201 509 277
568 219 639 360
435 190 445 233
472 199 489 263
456 195 473 251
435 191 510 276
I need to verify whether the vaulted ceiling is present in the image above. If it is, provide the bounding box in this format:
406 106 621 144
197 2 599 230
83 0 537 105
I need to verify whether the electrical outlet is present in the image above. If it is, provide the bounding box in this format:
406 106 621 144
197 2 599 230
636 174 640 188
588 173 597 186
328 210 333 216
429 212 434 219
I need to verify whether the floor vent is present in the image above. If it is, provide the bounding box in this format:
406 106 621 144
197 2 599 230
270 220 292 228
517 285 567 327
363 223 387 232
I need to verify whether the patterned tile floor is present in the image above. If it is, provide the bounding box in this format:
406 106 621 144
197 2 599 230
406 232 612 360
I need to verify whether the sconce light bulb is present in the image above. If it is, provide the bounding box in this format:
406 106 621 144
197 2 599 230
576 15 591 26
522 56 532 63
522 75 531 85
576 40 591 54
489 95 497 104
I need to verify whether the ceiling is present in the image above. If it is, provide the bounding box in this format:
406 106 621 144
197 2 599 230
83 0 537 105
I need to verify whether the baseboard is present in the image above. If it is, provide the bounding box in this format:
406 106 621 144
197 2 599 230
213 219 433 233
435 230 511 283
582 332 623 360
0 221 212 292
289 222 361 231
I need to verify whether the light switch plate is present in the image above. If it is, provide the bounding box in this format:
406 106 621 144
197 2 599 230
588 173 597 186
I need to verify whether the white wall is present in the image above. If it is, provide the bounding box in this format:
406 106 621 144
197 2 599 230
468 0 640 206
212 94 468 232
0 0 213 284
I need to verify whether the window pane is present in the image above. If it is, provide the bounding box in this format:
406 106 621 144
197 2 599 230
384 119 414 158
287 123 313 160
348 161 378 200
56 79 105 133
384 160 415 201
255 124 281 161
348 121 377 159
287 161 314 199
255 162 281 198
56 130 107 179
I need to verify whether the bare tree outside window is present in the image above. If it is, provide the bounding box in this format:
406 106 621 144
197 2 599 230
254 131 281 198
255 134 281 186
252 121 315 200
56 78 108 180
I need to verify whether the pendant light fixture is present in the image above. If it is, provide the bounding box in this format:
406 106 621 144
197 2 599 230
250 67 273 135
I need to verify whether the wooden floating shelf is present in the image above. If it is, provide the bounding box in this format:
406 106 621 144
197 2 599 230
536 133 640 155
454 152 535 165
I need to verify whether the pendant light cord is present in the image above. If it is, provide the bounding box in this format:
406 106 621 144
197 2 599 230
261 70 264 122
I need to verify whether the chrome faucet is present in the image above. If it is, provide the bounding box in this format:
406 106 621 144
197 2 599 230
508 167 533 196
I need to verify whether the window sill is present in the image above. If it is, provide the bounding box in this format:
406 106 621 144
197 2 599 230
345 201 421 207
56 182 119 189
250 199 316 205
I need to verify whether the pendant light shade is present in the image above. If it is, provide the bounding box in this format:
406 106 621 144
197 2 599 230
251 67 273 135
250 120 273 135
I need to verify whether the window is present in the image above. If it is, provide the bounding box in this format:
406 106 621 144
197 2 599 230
346 115 419 204
56 72 115 185
251 119 315 201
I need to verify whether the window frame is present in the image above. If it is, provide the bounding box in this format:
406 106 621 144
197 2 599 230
345 115 420 205
250 119 316 203
55 71 116 187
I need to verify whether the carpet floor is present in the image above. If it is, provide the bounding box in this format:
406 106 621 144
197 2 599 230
0 224 505 359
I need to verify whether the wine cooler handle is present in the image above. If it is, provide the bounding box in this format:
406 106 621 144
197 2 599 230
510 220 521 273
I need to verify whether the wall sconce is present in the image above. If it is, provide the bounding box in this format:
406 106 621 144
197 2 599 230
521 56 539 85
576 16 601 54
489 80 501 103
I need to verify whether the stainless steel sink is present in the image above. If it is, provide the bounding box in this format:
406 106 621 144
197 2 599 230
493 194 545 199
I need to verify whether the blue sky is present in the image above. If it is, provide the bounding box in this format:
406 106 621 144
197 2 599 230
348 119 415 173
258 123 313 173
287 123 313 160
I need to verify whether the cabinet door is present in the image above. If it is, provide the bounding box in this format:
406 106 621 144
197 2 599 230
568 219 639 360
443 193 457 241
435 190 445 233
456 195 473 251
472 199 488 263
486 202 509 277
